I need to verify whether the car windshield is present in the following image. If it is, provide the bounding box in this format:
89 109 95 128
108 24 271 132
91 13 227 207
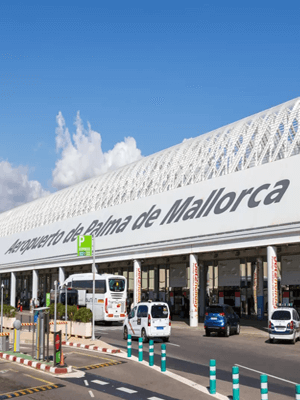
207 306 224 314
271 310 291 320
109 278 125 292
151 305 169 318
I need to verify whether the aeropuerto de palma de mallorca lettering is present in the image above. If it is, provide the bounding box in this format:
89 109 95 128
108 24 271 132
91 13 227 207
1 97 300 327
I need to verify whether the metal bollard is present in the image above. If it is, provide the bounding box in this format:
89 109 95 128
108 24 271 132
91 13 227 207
127 334 132 358
296 384 300 400
161 344 166 372
138 337 143 362
149 340 154 366
209 359 216 394
261 374 268 400
232 366 239 400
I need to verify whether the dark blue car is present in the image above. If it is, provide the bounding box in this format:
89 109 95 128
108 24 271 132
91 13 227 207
204 304 240 337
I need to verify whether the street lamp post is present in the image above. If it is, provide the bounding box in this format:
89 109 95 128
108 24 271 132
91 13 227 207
0 283 4 334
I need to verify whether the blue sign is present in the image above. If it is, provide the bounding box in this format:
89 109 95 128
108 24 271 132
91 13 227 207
34 312 38 324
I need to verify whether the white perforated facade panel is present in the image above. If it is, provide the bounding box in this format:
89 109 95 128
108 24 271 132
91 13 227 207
0 97 299 238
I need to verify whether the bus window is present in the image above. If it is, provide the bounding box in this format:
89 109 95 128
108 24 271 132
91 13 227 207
109 278 125 292
71 280 106 294
60 291 78 306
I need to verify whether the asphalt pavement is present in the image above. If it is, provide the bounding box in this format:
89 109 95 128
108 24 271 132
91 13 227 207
2 310 297 400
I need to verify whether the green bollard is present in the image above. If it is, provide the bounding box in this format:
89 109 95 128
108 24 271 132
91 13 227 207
149 340 154 366
232 366 239 400
138 337 143 362
161 344 166 372
127 334 132 358
209 359 216 394
296 384 300 400
261 374 268 400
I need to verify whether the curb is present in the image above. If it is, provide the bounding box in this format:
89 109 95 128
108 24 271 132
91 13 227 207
0 352 72 374
62 341 121 353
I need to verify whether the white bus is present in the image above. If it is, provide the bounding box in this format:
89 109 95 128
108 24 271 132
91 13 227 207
61 273 127 323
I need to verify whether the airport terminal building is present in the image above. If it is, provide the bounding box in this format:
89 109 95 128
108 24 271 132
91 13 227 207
1 97 300 326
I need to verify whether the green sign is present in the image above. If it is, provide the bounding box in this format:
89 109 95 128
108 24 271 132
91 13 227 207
46 293 50 307
77 235 92 257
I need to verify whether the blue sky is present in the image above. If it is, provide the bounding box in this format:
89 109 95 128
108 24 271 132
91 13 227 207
1 1 300 212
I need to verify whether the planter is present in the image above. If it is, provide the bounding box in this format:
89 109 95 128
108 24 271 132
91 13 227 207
49 320 71 335
2 317 16 329
49 320 92 338
71 321 92 338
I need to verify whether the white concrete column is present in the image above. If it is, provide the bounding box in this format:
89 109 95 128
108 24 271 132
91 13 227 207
252 262 257 315
59 267 65 287
267 246 278 322
257 257 264 320
133 259 141 306
189 254 199 327
199 262 205 318
32 270 39 304
10 272 16 307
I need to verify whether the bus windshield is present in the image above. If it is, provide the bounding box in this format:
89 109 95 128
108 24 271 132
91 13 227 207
109 278 125 292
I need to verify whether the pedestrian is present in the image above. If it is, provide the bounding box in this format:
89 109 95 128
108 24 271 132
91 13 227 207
30 298 33 313
17 299 20 312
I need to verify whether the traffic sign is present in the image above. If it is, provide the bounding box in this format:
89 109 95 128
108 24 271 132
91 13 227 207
46 293 50 307
77 235 92 257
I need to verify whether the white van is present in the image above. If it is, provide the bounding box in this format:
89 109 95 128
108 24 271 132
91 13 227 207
123 301 171 342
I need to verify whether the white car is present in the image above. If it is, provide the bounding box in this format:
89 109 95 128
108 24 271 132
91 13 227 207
269 305 300 344
123 301 171 342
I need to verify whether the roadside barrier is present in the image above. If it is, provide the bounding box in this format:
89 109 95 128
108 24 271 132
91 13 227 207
232 366 239 400
21 323 36 326
209 359 216 394
261 374 268 400
0 332 10 337
49 321 68 325
138 337 143 362
296 384 300 400
161 344 166 372
127 334 132 358
149 340 154 366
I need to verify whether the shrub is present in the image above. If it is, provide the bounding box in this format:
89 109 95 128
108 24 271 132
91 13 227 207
49 303 91 322
3 305 16 318
73 307 92 323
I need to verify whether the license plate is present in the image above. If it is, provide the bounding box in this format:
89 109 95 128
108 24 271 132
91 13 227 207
114 315 119 317
156 327 164 330
211 317 217 320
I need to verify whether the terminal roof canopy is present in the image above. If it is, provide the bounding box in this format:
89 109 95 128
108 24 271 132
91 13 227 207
0 97 299 238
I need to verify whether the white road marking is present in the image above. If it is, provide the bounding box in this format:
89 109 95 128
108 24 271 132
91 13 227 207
166 343 180 347
117 387 138 394
235 364 298 385
91 380 109 385
89 390 94 397
148 397 165 400
84 380 89 386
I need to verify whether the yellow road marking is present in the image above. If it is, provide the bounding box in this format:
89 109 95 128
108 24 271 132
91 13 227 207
24 373 53 385
70 351 114 361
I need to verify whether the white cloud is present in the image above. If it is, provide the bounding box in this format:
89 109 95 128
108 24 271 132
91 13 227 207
52 111 143 189
0 161 50 213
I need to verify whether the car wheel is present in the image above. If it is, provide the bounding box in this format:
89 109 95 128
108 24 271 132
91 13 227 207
163 336 170 342
141 328 148 343
225 324 230 337
236 323 240 335
292 333 296 345
205 329 210 337
123 326 128 340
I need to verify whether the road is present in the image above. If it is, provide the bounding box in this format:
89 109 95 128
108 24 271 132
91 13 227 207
1 320 298 399
94 322 299 399
0 344 212 400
